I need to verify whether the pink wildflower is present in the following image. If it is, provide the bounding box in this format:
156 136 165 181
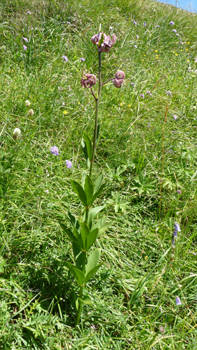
91 32 116 53
113 70 125 88
81 74 97 88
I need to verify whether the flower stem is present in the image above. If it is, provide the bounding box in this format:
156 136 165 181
89 52 101 178
76 285 84 325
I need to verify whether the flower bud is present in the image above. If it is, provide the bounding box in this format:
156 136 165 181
115 70 125 80
81 74 97 89
13 128 21 140
113 79 124 88
113 70 125 88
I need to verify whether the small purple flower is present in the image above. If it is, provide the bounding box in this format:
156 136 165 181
146 91 151 95
176 297 182 305
134 45 137 48
176 33 180 36
166 91 172 96
140 94 145 98
63 55 68 62
173 114 178 120
131 82 135 86
27 11 31 15
148 123 150 127
23 37 29 43
23 45 27 51
133 21 137 26
174 223 181 232
169 21 175 25
67 21 71 24
177 190 182 194
179 41 183 44
172 29 177 33
136 35 139 39
173 230 178 237
51 146 59 156
156 25 160 28
80 57 85 62
66 160 72 168
144 22 147 27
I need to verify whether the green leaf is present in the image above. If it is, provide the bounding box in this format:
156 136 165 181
94 174 103 194
71 180 87 206
92 183 106 202
85 264 102 284
84 176 94 205
86 228 99 250
92 217 111 237
85 248 101 276
72 243 86 270
87 206 104 228
81 138 90 168
78 295 92 305
83 133 93 162
80 222 90 249
59 223 78 245
68 211 80 231
65 262 85 286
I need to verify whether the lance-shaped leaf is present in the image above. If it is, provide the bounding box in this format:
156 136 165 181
92 183 106 203
65 261 85 287
72 242 86 270
68 211 80 231
80 222 90 249
86 228 99 250
94 174 103 194
81 138 90 168
84 176 94 205
59 223 79 246
83 134 93 162
85 248 102 283
92 217 111 237
87 206 104 229
75 295 92 311
71 180 87 206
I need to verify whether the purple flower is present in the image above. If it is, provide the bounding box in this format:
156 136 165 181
131 82 135 86
146 91 151 95
173 230 178 237
156 25 160 28
63 55 68 62
67 21 71 24
66 160 72 168
134 45 137 48
113 70 125 88
176 297 182 305
174 223 181 232
173 114 178 120
81 74 97 88
179 41 183 44
23 45 27 51
176 33 180 36
148 123 150 127
140 94 145 98
27 11 31 15
144 22 147 27
172 29 177 33
169 21 175 25
23 37 29 42
177 190 182 194
133 21 137 26
80 57 85 62
91 32 116 53
136 35 139 39
166 91 171 96
51 146 59 156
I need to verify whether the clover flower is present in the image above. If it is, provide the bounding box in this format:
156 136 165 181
66 160 72 168
25 100 31 107
13 128 21 140
91 32 116 53
51 146 59 156
81 74 97 88
169 21 175 25
113 70 125 88
176 297 182 305
28 109 34 116
63 55 68 62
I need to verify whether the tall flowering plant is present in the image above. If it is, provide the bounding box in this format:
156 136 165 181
60 29 125 325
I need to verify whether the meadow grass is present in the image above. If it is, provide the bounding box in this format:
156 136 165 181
0 0 197 348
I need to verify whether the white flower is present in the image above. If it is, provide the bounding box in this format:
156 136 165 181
25 100 31 106
28 109 34 116
13 128 21 140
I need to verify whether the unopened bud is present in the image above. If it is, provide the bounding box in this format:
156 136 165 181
13 128 21 140
81 74 97 88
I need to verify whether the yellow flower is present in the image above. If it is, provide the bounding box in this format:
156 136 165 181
156 55 159 59
128 105 131 107
155 50 158 52
175 53 178 56
78 101 80 104
187 42 190 44
63 110 68 114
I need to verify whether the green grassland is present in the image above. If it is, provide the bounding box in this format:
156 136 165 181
0 0 197 349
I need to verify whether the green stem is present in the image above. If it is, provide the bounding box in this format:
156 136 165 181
76 285 84 325
89 52 101 178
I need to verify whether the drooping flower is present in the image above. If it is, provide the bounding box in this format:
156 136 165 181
176 296 182 305
172 29 177 33
13 128 21 140
66 160 72 169
23 37 29 43
113 70 125 88
51 146 59 156
62 55 68 62
166 91 172 96
140 94 145 98
23 45 27 51
27 11 31 15
169 21 175 25
91 32 116 53
25 100 31 107
146 91 151 95
80 57 85 62
173 114 178 120
174 223 181 232
81 74 97 88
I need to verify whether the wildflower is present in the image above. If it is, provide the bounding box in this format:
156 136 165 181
131 82 135 86
45 189 49 194
136 35 139 39
144 22 147 27
63 55 68 62
63 110 68 114
91 32 116 53
148 123 150 127
156 25 160 28
146 91 151 95
23 45 27 51
179 41 183 44
173 114 178 120
133 21 137 26
27 11 31 15
169 21 175 25
13 128 21 140
25 100 31 107
176 33 180 36
174 223 181 232
28 109 34 116
166 91 172 96
67 21 71 24
81 74 97 88
113 70 125 88
80 57 85 62
51 146 59 156
140 94 145 98
66 160 72 168
23 37 29 42
177 190 182 194
194 57 197 63
134 45 137 48
172 29 177 33
176 297 182 305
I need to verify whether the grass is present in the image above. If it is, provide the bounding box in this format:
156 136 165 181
0 0 197 348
